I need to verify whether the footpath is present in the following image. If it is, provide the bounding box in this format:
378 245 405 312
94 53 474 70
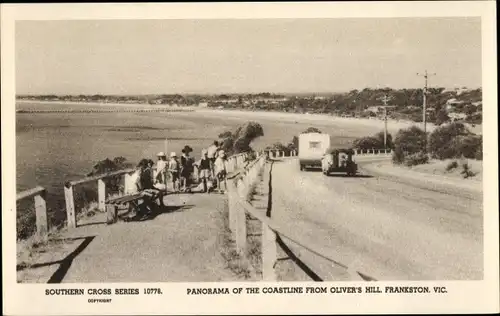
17 193 245 283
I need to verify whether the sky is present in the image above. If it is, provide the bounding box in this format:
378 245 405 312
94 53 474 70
16 18 482 95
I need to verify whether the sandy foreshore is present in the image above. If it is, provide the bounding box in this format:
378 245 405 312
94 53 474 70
16 99 197 109
16 99 482 135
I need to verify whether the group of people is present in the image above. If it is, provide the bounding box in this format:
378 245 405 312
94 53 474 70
135 140 228 195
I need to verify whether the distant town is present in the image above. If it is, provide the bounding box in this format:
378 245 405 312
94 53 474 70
17 87 482 125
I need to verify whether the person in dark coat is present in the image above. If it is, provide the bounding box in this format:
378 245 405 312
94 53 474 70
180 145 195 193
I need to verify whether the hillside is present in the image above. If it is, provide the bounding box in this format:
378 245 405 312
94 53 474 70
17 87 482 125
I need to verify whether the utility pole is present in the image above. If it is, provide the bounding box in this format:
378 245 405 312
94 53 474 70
417 70 436 150
381 95 390 149
378 95 395 149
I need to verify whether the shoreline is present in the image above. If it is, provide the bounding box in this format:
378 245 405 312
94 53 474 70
16 99 482 135
16 99 198 109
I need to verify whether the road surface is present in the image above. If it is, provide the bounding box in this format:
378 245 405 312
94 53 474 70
270 158 483 280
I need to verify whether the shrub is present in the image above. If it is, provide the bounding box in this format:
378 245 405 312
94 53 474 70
461 163 476 178
458 135 482 159
303 127 322 133
218 122 264 155
392 147 405 164
428 122 481 160
232 121 264 154
474 144 483 160
265 142 292 155
87 156 132 193
17 200 36 240
404 152 429 167
445 161 459 172
352 136 382 150
392 126 426 164
435 109 450 126
353 131 394 150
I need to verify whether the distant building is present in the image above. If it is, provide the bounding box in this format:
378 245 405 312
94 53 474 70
446 98 465 112
364 106 380 113
446 98 465 105
448 112 467 120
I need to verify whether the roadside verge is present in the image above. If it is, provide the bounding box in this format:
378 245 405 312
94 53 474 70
360 160 482 198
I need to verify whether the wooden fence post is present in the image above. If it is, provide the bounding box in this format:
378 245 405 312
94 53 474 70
235 179 247 254
34 191 48 237
228 180 238 234
262 223 277 281
262 162 270 192
64 184 76 228
98 179 106 212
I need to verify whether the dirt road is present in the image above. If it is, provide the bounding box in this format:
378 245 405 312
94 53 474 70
270 158 483 280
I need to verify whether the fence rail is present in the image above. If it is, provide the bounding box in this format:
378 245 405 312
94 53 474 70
262 148 392 158
64 168 139 228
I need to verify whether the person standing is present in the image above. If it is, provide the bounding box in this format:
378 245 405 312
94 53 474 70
213 150 228 193
155 152 168 187
197 149 212 193
168 152 180 192
207 140 220 178
180 145 195 193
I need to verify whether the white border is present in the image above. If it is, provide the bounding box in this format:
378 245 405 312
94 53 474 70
2 2 498 315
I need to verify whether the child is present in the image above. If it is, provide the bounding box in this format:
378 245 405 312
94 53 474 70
168 152 180 192
213 150 228 193
196 149 212 193
155 152 168 186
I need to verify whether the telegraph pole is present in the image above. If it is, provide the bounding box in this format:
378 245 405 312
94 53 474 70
417 70 436 150
381 95 390 149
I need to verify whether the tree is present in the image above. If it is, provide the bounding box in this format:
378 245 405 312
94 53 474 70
218 130 233 139
87 156 133 193
232 121 264 153
218 122 264 155
374 131 394 149
303 127 322 133
392 126 427 164
352 131 394 150
265 142 290 154
352 136 381 149
428 122 476 159
435 109 450 126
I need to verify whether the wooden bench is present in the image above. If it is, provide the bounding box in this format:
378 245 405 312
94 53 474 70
105 189 164 224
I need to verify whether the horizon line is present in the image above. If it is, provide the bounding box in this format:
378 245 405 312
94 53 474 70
16 86 482 97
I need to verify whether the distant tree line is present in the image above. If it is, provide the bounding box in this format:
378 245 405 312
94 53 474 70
18 87 482 125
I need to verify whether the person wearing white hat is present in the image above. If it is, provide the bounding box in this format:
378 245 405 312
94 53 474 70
213 150 228 193
168 152 180 192
155 152 168 186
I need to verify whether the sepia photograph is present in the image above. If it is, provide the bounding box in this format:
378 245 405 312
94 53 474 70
2 2 498 315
